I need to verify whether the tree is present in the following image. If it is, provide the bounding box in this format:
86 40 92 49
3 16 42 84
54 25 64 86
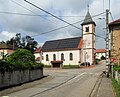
21 35 38 53
5 49 35 69
6 34 38 53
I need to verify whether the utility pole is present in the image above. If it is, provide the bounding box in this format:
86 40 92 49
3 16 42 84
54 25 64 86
106 9 109 77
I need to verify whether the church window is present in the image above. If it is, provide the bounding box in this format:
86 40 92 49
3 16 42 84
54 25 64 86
53 54 56 61
85 27 89 32
61 53 64 61
70 53 73 61
46 54 49 61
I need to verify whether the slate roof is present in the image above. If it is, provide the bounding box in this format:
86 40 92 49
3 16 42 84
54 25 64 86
41 37 82 52
81 11 96 26
0 43 14 50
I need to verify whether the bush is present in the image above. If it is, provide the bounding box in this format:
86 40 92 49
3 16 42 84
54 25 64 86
62 65 80 69
101 56 106 60
0 49 44 72
96 59 101 64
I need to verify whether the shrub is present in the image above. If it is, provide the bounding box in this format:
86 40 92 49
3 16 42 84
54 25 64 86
62 65 80 69
0 49 44 72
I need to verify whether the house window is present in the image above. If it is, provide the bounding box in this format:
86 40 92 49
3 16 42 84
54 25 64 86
61 53 64 61
46 54 49 61
85 27 89 32
70 53 73 61
53 54 56 61
42 56 44 60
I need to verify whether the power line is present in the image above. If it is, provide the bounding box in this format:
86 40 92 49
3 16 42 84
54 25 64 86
0 11 85 17
9 0 59 26
24 0 81 30
10 0 106 40
31 12 106 39
109 12 114 21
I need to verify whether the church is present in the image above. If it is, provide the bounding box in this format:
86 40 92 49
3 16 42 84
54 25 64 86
41 11 96 67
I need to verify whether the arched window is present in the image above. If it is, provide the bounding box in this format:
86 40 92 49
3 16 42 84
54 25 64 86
70 53 73 61
53 54 56 61
46 54 49 61
61 53 64 61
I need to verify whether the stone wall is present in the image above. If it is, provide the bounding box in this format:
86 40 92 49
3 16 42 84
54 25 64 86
0 68 43 89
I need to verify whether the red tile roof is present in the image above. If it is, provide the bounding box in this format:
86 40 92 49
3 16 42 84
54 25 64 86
34 47 41 53
36 57 40 61
109 18 120 26
96 49 106 53
78 39 83 49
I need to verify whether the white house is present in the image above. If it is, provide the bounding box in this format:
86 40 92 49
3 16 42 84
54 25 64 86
41 11 96 67
34 47 41 62
0 43 15 60
96 49 106 60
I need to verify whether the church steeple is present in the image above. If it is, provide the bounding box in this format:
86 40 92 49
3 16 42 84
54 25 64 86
81 11 96 26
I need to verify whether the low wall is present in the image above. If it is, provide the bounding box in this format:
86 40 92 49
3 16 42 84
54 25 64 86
0 68 43 89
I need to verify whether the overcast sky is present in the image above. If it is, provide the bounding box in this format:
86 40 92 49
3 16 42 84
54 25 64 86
0 0 119 49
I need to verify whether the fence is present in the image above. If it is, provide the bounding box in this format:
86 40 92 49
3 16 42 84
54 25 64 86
0 68 43 89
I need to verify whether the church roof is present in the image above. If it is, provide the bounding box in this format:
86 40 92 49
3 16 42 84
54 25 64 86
41 37 82 52
81 11 96 26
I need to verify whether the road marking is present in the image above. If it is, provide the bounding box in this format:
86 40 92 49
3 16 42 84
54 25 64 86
67 72 86 84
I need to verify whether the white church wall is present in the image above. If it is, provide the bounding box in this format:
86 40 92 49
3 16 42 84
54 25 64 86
42 50 80 65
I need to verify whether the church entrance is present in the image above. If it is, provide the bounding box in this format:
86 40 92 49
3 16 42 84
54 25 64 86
51 60 63 68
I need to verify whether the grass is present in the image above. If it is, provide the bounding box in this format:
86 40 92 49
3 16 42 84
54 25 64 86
111 78 120 97
44 65 51 68
62 65 80 69
113 66 120 71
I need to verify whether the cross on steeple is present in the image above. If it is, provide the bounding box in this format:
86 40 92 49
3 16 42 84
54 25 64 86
88 4 89 11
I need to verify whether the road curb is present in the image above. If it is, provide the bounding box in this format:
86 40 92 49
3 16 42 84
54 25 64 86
89 72 103 97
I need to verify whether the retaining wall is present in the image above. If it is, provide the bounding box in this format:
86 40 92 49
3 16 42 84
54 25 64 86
0 68 43 89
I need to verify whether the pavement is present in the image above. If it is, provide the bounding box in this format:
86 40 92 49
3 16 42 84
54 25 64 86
92 73 115 97
0 63 116 97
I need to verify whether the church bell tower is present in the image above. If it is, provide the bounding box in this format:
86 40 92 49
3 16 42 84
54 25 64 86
81 11 96 65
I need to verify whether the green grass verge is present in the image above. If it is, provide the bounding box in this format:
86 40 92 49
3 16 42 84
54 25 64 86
111 78 120 97
113 66 120 71
62 65 80 69
44 65 51 68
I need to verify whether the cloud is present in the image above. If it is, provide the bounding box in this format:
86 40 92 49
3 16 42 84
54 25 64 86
0 0 120 48
0 31 16 42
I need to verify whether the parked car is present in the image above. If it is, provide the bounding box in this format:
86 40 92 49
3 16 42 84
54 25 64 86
80 62 90 66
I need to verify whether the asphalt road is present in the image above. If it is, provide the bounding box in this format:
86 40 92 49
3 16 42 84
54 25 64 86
3 62 105 97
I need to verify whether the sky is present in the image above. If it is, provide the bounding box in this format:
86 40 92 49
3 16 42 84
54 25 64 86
0 0 119 49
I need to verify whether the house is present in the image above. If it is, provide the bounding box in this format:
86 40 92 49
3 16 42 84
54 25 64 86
96 49 106 60
0 43 15 59
109 18 120 65
34 47 41 62
41 11 96 68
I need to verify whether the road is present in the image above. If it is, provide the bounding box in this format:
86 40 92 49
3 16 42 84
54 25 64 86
4 62 105 97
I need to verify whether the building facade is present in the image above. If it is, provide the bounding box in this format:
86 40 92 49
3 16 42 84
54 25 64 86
41 11 96 67
41 37 82 67
34 47 41 62
0 43 15 60
109 18 120 65
81 11 96 65
96 49 106 60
